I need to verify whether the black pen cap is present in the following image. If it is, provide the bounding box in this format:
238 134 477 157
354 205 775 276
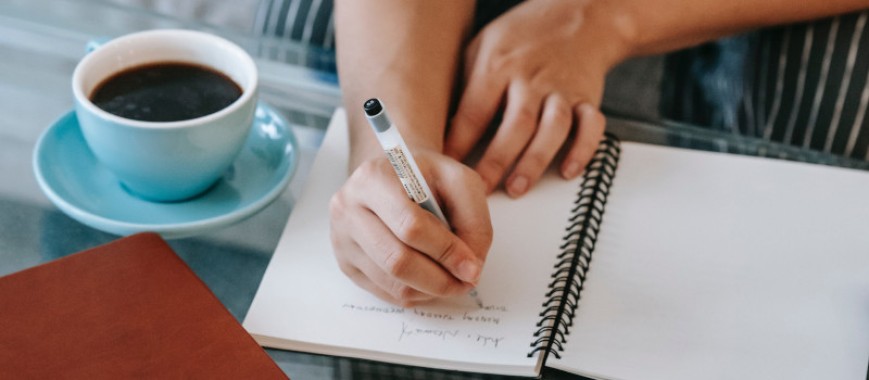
363 98 383 116
363 98 391 132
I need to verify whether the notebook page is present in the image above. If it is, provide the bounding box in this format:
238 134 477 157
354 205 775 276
244 109 580 376
552 142 869 380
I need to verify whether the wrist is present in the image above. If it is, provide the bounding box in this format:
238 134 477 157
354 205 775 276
539 0 639 71
348 119 444 169
584 0 641 65
602 0 692 57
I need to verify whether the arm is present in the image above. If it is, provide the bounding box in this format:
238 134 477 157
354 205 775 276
445 0 868 197
330 0 493 306
335 0 475 165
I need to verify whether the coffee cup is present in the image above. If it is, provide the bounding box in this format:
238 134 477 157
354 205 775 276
72 29 258 202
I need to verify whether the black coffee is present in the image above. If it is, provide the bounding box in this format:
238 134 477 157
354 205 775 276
90 62 242 122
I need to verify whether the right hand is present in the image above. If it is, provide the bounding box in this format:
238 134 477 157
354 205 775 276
329 150 493 306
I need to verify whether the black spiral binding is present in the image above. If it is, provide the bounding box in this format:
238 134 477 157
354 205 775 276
527 134 621 360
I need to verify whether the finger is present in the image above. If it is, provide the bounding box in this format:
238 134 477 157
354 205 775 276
431 163 493 262
350 206 473 297
444 59 508 161
335 238 435 306
462 35 482 83
505 93 572 197
330 197 434 306
561 103 606 179
475 81 544 193
337 257 432 307
347 161 484 284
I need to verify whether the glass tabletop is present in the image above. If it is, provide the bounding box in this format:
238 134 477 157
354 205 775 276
1 1 866 379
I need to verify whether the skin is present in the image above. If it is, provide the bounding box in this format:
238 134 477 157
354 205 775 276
331 1 488 306
332 0 868 306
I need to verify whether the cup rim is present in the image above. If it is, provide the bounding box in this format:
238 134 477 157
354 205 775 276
71 29 258 129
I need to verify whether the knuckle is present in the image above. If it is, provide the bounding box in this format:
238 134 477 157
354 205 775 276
462 166 489 192
391 283 419 303
529 70 557 89
513 103 539 126
354 160 378 179
485 48 513 73
383 246 413 277
435 238 459 264
395 212 427 243
356 159 393 183
483 153 511 173
336 260 357 278
328 192 347 218
548 102 572 127
434 281 460 297
453 108 487 131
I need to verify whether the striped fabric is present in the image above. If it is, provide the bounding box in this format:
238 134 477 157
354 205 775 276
252 0 337 73
662 9 869 160
254 0 335 49
251 0 521 72
252 0 523 48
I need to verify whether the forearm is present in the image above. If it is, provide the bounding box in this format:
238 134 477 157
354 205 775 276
334 0 475 168
588 0 868 63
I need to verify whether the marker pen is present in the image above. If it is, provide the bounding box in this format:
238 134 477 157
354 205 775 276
363 98 448 223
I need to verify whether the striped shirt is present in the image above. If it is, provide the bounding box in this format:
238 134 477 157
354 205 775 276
662 9 869 160
255 0 335 49
252 0 519 51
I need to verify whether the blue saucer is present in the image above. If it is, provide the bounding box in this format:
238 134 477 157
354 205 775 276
33 103 298 239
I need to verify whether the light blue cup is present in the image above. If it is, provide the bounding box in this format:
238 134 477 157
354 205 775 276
72 29 258 202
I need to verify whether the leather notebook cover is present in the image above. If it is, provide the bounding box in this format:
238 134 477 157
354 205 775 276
0 233 286 379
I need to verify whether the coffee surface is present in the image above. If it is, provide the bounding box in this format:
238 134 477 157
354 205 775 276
91 62 242 122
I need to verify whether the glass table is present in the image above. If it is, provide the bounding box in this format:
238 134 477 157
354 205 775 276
2 1 867 379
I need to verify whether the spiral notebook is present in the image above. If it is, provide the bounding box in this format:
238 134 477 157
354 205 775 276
243 109 869 379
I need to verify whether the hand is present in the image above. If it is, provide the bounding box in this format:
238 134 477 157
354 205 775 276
445 0 632 197
329 150 493 306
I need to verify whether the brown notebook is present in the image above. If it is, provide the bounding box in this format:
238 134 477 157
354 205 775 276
0 233 286 379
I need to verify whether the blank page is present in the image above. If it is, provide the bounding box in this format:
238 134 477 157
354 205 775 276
552 142 869 380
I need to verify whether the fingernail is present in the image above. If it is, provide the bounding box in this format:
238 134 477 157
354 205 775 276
508 175 528 197
457 259 481 283
563 161 582 178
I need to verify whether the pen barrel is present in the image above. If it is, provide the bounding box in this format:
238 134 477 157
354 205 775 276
379 128 448 224
365 110 448 225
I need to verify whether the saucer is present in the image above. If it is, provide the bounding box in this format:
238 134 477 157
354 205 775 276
33 103 298 239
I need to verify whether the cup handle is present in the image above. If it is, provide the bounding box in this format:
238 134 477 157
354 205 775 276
85 36 113 54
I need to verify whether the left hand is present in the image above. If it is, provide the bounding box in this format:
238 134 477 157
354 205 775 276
444 0 632 197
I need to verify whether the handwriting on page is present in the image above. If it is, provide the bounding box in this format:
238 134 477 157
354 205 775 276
342 303 509 349
398 323 504 348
